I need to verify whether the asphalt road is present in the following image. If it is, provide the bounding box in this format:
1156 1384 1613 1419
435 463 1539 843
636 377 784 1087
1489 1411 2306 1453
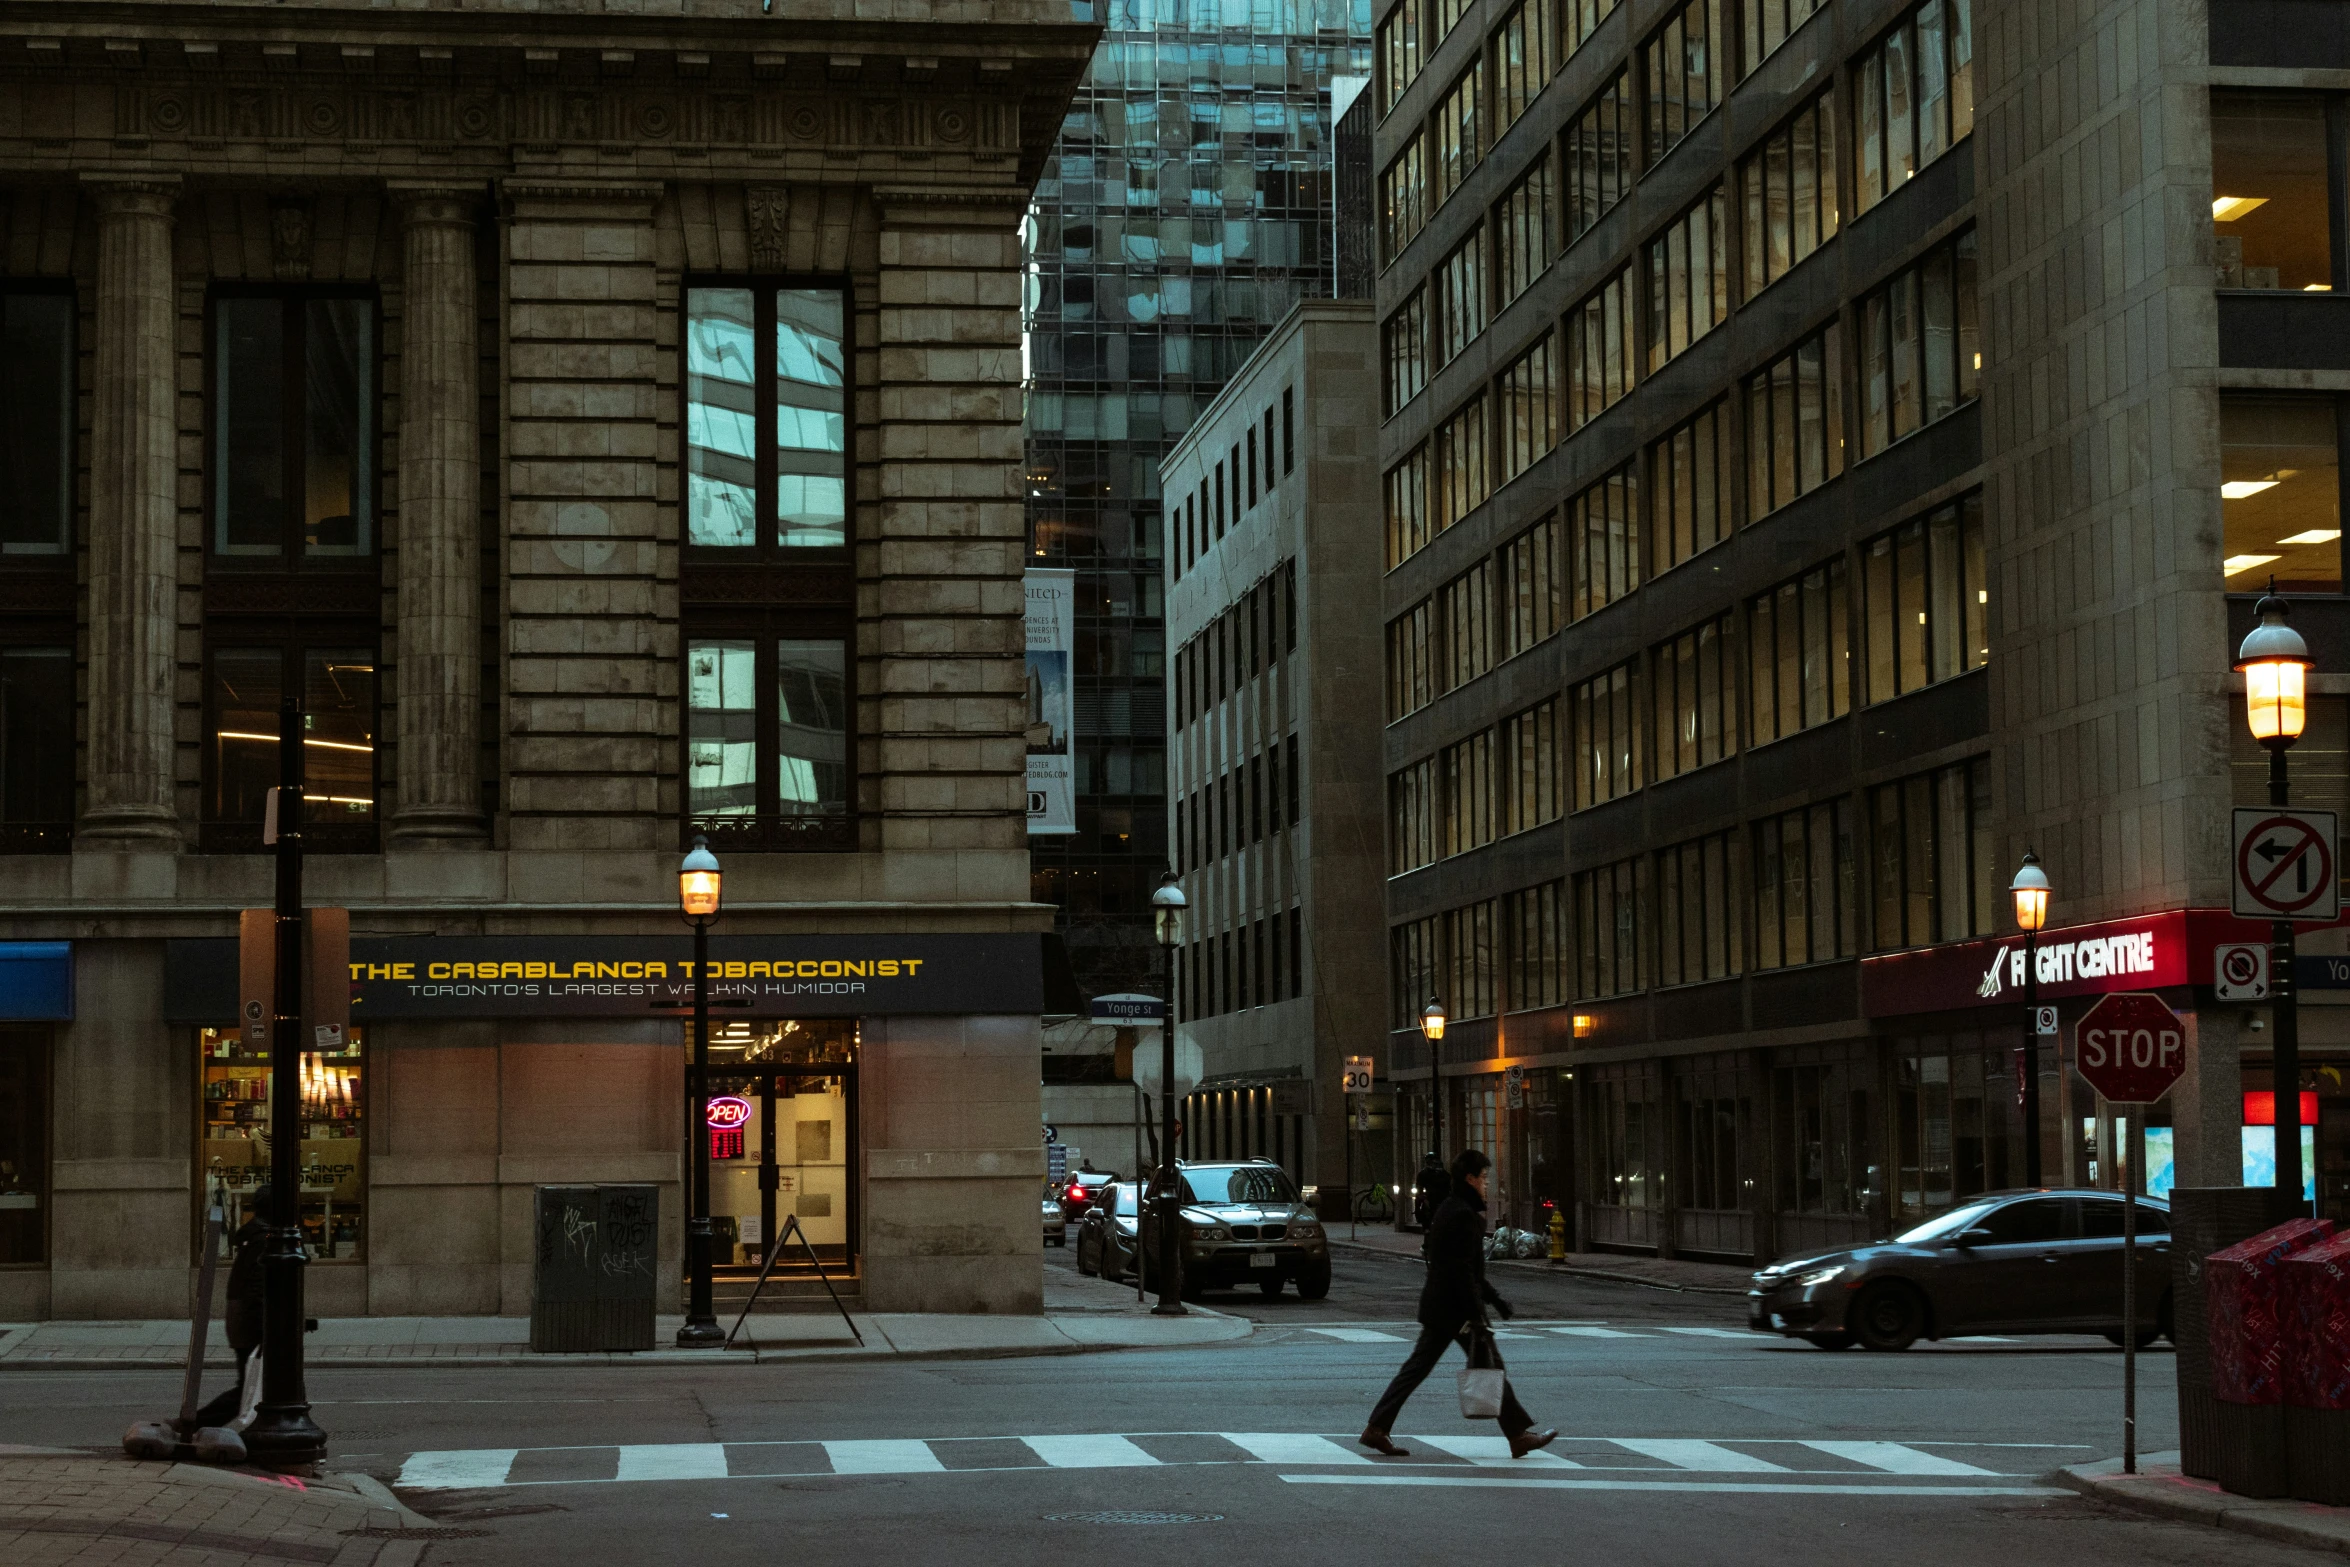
0 1248 2316 1567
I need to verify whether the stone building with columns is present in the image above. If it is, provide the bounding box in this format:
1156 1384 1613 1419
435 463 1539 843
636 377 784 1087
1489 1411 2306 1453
0 0 1094 1320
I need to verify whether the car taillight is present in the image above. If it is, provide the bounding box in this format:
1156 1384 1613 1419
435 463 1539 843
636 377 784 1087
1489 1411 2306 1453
1068 1184 1086 1201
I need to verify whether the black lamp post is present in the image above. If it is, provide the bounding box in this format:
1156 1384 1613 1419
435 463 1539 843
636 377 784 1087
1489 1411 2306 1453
1420 995 1447 1171
2238 589 2316 1212
2010 851 2050 1187
1151 872 1187 1317
676 835 727 1346
244 697 324 1467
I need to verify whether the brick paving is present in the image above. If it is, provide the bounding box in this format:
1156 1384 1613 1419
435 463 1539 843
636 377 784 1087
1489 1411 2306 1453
0 1451 432 1567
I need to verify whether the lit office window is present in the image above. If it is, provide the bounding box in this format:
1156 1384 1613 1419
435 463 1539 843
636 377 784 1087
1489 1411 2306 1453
2220 395 2342 591
2212 92 2332 291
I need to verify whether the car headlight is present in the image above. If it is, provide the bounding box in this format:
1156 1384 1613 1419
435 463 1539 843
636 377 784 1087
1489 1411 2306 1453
1290 1221 1323 1239
1794 1264 1845 1288
1190 1224 1231 1243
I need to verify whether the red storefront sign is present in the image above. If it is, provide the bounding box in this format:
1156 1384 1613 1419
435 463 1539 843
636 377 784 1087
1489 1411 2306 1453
1859 908 2344 1017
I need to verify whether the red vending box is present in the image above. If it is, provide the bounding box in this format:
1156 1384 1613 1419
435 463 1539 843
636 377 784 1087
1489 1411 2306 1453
2209 1217 2336 1498
2282 1231 2350 1505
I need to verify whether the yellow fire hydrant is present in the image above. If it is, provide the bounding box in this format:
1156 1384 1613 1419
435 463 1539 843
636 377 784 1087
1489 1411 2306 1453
1548 1206 1567 1262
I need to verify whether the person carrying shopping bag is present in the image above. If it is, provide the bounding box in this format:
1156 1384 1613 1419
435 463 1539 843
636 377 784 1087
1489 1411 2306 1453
1360 1149 1557 1458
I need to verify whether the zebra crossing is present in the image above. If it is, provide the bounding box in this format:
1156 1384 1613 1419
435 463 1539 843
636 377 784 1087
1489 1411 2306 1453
391 1431 2072 1494
1299 1323 2016 1345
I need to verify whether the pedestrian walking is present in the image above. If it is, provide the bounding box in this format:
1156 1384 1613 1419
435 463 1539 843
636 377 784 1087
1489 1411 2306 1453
193 1186 270 1430
1360 1150 1557 1458
1411 1149 1447 1230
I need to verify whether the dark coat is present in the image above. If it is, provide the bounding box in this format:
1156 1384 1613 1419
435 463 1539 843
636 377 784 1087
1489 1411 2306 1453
223 1217 268 1351
1416 1184 1508 1330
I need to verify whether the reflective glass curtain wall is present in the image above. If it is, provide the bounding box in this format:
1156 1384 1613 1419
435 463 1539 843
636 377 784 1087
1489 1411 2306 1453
1027 0 1372 996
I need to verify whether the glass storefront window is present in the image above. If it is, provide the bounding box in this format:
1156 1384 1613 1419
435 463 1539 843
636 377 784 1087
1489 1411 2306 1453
2220 395 2341 591
198 1025 365 1259
2212 92 2332 292
705 1019 855 1266
0 1028 48 1265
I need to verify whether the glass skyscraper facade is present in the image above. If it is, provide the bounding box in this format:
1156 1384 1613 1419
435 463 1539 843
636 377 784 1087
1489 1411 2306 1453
1025 0 1372 1000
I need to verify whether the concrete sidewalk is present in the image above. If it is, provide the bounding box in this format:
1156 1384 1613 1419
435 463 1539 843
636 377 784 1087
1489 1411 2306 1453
1326 1226 1753 1296
0 1444 437 1566
2057 1451 2350 1559
0 1306 1251 1371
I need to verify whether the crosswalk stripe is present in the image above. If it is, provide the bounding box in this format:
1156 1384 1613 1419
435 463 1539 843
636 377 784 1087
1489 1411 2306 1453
1023 1435 1160 1468
1283 1475 2056 1497
1657 1327 1753 1339
1545 1325 1641 1338
397 1449 519 1490
1799 1441 1999 1477
1307 1327 1406 1343
1407 1435 1579 1469
822 1440 945 1474
1224 1433 1372 1466
1612 1439 1789 1472
615 1443 729 1482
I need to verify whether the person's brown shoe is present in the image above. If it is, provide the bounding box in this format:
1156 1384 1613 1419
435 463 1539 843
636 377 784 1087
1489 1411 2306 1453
1507 1426 1559 1458
1358 1429 1411 1457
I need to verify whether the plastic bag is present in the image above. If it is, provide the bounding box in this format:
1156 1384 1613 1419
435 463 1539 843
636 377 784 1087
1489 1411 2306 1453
1457 1328 1504 1419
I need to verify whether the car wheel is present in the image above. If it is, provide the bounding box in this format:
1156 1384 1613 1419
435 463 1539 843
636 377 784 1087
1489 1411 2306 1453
1258 1276 1284 1297
1848 1282 1925 1351
2159 1289 2175 1345
1076 1235 1096 1275
1295 1264 1332 1301
1801 1331 1855 1350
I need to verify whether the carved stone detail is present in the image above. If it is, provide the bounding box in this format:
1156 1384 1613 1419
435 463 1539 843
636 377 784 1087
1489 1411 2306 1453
746 185 788 272
270 199 311 280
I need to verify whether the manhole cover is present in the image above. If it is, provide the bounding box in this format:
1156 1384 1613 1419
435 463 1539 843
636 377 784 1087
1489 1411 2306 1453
1043 1511 1224 1525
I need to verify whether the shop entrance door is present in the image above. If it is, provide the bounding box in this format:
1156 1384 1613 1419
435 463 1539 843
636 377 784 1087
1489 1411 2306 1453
700 1019 857 1283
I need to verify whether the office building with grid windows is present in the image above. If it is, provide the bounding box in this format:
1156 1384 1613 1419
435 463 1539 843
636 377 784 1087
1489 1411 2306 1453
1024 1 1373 1003
1371 0 2350 1262
1161 299 1390 1198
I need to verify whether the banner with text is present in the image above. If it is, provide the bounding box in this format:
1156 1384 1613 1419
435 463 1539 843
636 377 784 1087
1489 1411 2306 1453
1025 568 1076 835
166 934 1041 1021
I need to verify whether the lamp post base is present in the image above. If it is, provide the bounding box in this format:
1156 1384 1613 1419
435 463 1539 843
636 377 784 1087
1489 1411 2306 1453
242 1408 327 1469
1150 1302 1189 1317
674 1319 727 1348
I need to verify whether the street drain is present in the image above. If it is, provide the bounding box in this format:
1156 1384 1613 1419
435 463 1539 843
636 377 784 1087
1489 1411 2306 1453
1044 1511 1225 1525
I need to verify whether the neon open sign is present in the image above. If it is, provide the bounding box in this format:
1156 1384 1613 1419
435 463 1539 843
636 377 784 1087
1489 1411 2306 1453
706 1095 753 1131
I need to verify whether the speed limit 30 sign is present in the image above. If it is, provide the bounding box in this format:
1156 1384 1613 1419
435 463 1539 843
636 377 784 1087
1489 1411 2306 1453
2232 807 2339 920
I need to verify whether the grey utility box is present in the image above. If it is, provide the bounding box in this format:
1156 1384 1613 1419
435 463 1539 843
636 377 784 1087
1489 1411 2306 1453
530 1183 659 1353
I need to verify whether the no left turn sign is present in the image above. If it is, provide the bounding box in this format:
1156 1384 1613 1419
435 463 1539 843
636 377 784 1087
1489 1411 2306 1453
2232 807 2340 921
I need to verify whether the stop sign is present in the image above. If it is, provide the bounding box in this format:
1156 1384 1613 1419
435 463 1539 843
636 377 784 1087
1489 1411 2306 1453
2075 992 2188 1105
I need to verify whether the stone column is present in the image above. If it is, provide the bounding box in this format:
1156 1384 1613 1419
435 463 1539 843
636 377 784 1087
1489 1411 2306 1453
389 186 487 845
80 175 183 849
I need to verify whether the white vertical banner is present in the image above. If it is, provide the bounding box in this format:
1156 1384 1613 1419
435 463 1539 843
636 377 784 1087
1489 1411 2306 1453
1025 568 1077 835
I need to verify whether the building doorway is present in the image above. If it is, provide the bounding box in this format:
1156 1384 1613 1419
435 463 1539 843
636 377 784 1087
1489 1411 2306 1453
700 1019 857 1278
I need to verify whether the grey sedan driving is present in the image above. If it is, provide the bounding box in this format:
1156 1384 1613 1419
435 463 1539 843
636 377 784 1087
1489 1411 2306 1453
1749 1188 2171 1351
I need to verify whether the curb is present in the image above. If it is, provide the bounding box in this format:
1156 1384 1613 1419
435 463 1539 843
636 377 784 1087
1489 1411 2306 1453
2056 1453 2350 1558
0 1324 1254 1373
1324 1239 1750 1298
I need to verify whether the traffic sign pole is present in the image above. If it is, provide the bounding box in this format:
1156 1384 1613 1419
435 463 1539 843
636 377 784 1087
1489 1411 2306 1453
2076 991 2189 1479
2232 802 2336 1212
